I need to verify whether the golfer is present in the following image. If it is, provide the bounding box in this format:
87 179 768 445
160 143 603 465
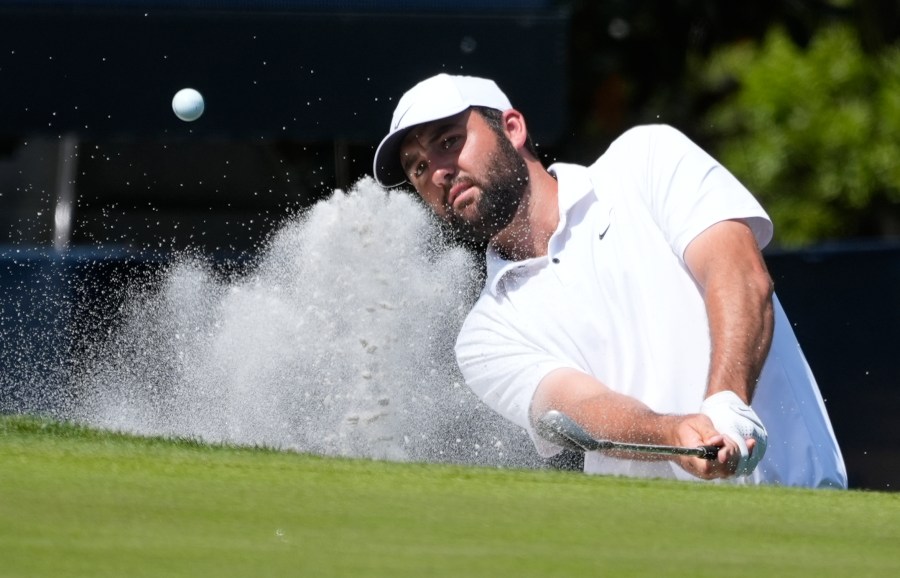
373 73 846 488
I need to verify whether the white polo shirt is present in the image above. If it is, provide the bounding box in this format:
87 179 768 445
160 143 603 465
456 125 847 488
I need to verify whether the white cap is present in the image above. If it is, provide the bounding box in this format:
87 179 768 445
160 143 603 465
373 73 513 187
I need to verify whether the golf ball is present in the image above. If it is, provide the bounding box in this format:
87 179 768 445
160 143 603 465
172 88 204 122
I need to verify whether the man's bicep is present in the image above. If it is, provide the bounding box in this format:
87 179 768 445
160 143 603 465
683 219 770 290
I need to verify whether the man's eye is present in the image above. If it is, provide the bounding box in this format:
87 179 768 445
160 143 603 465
441 136 460 150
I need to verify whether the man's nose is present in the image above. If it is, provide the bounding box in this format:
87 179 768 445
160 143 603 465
430 160 455 189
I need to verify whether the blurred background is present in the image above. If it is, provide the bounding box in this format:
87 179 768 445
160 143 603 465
1 0 898 489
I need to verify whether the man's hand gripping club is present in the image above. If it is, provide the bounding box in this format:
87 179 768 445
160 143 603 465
700 390 768 476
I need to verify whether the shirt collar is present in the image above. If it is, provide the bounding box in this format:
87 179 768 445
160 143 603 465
484 163 595 296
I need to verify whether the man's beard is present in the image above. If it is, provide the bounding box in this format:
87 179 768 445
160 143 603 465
446 134 529 248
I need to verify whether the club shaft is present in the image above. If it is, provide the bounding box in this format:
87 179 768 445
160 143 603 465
589 439 716 458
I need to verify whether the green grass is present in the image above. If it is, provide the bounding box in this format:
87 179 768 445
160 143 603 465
1 414 898 577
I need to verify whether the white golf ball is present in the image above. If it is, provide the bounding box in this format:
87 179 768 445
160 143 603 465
172 88 205 122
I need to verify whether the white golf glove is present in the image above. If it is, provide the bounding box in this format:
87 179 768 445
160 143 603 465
700 391 767 477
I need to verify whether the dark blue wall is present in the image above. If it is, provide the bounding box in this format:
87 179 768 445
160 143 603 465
0 3 569 143
766 243 900 491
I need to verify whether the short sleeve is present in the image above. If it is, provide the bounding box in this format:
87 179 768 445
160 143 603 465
601 125 773 257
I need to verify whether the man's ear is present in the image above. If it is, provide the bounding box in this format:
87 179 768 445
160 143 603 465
501 109 529 151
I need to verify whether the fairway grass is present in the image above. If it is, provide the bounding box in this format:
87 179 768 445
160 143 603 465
1 415 898 577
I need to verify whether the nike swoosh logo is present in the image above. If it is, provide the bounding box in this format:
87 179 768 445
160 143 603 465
598 222 611 240
393 102 415 130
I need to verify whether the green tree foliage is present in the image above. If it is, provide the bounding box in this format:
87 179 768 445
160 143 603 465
697 24 900 246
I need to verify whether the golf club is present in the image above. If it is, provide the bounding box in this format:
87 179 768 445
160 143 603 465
536 410 720 460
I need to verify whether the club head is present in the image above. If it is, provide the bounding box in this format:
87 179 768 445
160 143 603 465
536 410 604 452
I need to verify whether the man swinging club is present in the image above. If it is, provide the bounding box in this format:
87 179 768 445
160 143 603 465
373 73 846 488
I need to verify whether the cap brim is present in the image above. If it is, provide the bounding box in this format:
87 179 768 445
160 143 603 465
373 126 416 187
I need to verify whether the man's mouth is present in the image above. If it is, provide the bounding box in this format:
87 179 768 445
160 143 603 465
448 181 475 210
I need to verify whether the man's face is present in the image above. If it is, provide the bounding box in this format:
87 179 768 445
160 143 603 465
398 109 528 245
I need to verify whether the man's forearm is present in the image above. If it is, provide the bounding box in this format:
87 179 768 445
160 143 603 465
684 220 775 405
531 367 682 446
702 269 774 404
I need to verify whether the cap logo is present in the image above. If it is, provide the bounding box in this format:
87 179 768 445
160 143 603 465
392 102 415 131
